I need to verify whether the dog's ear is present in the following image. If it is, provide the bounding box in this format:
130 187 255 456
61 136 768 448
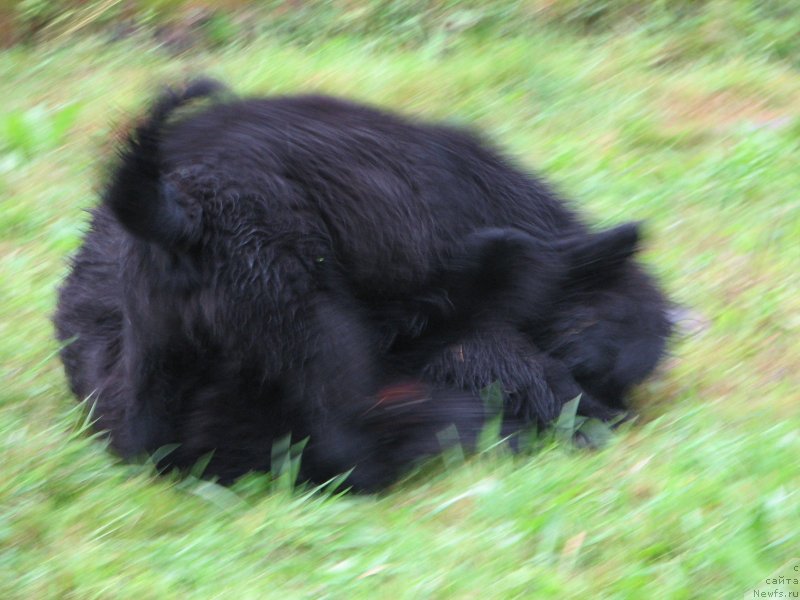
562 221 642 279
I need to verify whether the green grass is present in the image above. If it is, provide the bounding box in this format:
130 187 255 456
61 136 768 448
2 14 800 599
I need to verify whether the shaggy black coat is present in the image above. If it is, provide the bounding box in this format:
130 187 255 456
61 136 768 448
55 80 671 491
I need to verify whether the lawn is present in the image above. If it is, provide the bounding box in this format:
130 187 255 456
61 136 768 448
1 5 799 598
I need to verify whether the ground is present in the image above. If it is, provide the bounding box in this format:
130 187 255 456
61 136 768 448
1 10 799 598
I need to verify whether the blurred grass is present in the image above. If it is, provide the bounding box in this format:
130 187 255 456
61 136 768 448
1 3 800 598
3 0 800 65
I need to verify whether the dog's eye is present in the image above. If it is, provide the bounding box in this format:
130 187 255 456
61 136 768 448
568 319 599 336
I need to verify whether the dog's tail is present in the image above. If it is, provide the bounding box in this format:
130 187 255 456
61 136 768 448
105 78 227 247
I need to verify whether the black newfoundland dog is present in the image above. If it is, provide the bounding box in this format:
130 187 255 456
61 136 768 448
55 80 671 491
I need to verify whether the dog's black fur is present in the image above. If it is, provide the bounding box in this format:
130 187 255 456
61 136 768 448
55 80 671 491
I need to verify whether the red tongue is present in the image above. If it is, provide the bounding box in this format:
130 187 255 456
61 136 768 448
376 381 429 405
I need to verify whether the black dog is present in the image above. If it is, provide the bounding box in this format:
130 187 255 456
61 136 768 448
55 80 671 490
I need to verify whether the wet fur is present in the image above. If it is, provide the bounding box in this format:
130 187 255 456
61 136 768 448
55 80 671 490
